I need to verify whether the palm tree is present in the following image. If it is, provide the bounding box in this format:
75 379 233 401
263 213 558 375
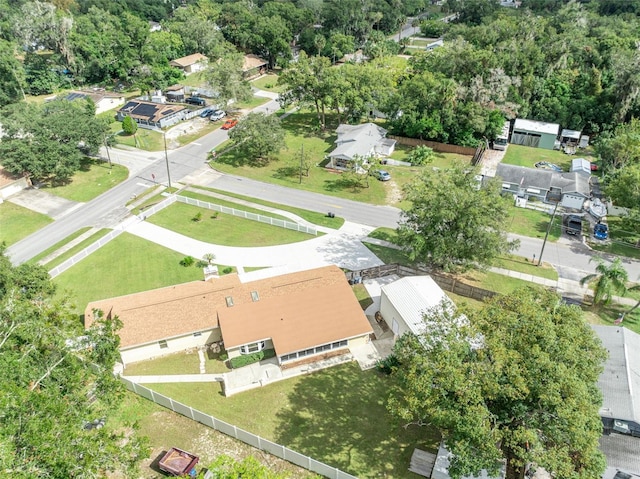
196 253 216 269
580 256 629 306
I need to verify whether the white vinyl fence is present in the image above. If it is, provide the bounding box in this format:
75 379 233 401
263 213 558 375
175 195 317 235
121 378 358 479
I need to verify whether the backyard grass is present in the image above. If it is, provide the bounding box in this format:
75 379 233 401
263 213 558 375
501 144 590 171
180 71 206 87
188 185 346 229
251 73 287 93
109 122 165 151
124 350 230 376
363 243 412 266
368 227 399 244
506 204 561 241
0 202 53 246
110 391 319 478
457 269 545 295
352 283 374 311
54 233 203 314
28 227 93 265
210 111 471 206
41 158 128 202
149 362 439 478
582 303 640 336
147 202 316 246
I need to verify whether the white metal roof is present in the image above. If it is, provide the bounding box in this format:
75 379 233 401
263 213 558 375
561 128 581 139
381 276 453 336
513 118 560 136
593 326 640 424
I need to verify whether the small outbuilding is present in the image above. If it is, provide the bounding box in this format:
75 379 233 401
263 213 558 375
560 128 582 147
65 90 125 115
242 54 268 78
571 158 591 175
510 119 560 150
379 276 454 339
170 53 208 75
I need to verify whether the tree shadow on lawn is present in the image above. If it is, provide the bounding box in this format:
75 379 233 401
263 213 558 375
273 363 437 478
213 148 273 168
323 176 370 194
281 111 340 139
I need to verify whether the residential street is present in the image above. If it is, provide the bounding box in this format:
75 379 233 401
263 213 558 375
6 94 640 282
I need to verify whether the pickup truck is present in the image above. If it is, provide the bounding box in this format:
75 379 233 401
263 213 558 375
158 447 199 477
565 215 583 236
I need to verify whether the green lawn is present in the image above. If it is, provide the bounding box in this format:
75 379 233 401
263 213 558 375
492 254 558 281
43 229 111 270
41 158 129 202
28 227 93 265
180 71 206 87
233 95 271 111
0 202 53 246
176 121 223 147
188 186 346 229
210 111 471 206
54 233 203 314
363 243 412 266
147 202 316 246
149 362 439 478
501 144 588 171
110 122 165 151
352 283 374 311
124 350 230 376
251 74 287 93
583 303 640 336
179 190 290 222
458 269 544 295
505 204 561 241
368 227 399 244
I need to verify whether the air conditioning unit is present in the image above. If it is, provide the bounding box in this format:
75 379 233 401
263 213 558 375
613 420 630 434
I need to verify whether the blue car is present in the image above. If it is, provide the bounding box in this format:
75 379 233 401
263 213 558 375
594 223 608 240
199 108 214 118
373 170 391 181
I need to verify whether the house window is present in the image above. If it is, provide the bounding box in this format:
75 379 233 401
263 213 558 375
159 340 168 349
225 296 234 307
193 332 202 337
240 341 265 355
251 291 260 302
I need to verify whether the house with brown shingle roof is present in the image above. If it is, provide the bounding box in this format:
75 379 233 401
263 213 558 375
170 53 208 75
242 54 267 78
116 99 187 129
85 265 373 367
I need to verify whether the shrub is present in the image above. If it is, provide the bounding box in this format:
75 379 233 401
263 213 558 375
179 256 195 267
210 212 219 219
122 115 138 135
229 349 275 368
376 353 399 375
192 211 203 222
222 267 232 274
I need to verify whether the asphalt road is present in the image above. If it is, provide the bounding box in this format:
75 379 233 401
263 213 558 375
7 94 640 281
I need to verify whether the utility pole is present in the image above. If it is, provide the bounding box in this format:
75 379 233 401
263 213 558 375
103 135 112 171
538 201 559 266
163 132 172 190
299 145 304 184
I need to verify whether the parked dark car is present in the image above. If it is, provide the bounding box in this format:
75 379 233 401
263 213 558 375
565 215 583 236
186 97 206 106
199 108 214 118
594 223 609 240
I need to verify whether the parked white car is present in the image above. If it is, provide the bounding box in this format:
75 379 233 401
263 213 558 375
209 110 226 121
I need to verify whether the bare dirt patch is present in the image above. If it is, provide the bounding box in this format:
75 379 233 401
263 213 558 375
386 180 403 205
164 118 211 149
138 409 316 478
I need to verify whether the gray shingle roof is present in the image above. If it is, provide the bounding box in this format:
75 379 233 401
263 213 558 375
600 433 640 475
329 123 388 160
592 326 640 424
495 164 590 196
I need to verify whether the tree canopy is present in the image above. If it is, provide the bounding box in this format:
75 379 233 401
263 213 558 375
397 164 517 272
0 98 107 183
0 247 148 477
228 112 286 163
389 286 607 479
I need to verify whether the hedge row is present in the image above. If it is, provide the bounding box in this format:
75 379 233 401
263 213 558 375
229 348 276 369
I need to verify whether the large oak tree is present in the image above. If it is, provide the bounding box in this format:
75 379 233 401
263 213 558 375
389 286 607 479
397 164 517 272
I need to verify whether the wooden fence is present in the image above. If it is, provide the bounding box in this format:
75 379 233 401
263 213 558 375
388 136 477 156
346 263 498 303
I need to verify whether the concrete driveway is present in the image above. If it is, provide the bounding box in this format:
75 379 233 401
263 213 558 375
8 188 82 219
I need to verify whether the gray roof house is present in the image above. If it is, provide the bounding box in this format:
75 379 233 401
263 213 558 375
327 123 396 170
593 326 640 435
495 163 590 210
592 325 640 476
